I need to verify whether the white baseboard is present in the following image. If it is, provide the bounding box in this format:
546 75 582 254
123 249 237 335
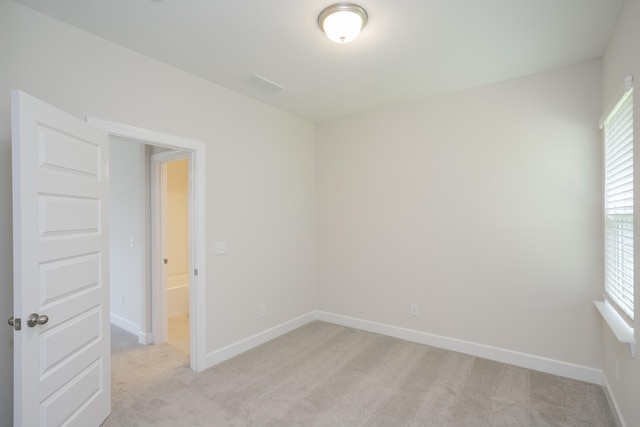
205 311 317 368
602 373 627 427
316 311 603 385
138 331 154 345
110 313 152 345
110 313 141 336
202 309 604 387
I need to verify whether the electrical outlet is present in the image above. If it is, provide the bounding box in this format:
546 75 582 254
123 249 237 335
410 304 418 316
214 241 226 255
259 304 267 318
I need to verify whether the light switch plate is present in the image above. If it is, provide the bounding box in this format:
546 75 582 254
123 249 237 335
214 241 226 255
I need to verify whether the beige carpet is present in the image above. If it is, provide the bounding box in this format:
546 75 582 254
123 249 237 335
103 321 615 426
168 313 190 354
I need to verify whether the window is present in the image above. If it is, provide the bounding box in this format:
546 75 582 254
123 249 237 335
602 81 634 321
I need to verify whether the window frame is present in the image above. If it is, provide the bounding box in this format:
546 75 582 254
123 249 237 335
601 77 634 323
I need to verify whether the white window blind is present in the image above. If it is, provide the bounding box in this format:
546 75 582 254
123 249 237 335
603 86 634 320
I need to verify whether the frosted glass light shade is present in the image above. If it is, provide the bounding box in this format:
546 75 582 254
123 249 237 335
318 3 368 44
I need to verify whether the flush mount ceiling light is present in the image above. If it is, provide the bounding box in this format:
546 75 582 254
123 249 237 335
318 3 368 44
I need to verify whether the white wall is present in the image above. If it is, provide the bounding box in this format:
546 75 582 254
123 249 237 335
316 61 604 370
109 137 147 335
601 0 640 425
0 2 316 425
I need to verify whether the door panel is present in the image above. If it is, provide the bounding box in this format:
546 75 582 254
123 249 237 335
39 253 101 305
39 195 101 234
41 359 104 426
12 90 110 426
38 125 101 177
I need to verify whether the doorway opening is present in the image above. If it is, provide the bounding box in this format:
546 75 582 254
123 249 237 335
90 116 207 372
153 152 192 354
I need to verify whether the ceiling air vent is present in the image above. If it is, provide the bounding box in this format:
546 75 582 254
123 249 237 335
244 74 285 93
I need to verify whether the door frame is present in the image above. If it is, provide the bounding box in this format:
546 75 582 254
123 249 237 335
150 150 191 347
87 117 207 372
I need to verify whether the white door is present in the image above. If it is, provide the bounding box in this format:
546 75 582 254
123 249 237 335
11 91 111 426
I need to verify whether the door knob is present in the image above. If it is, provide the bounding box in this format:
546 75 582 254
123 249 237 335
8 316 21 331
27 313 48 327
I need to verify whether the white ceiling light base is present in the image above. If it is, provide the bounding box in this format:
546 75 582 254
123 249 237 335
318 3 368 44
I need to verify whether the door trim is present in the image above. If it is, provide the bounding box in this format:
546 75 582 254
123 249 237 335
86 117 207 372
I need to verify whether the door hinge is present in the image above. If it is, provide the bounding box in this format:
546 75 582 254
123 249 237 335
164 258 169 264
194 269 198 276
8 316 21 331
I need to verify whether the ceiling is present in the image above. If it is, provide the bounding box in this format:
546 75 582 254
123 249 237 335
14 0 625 122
